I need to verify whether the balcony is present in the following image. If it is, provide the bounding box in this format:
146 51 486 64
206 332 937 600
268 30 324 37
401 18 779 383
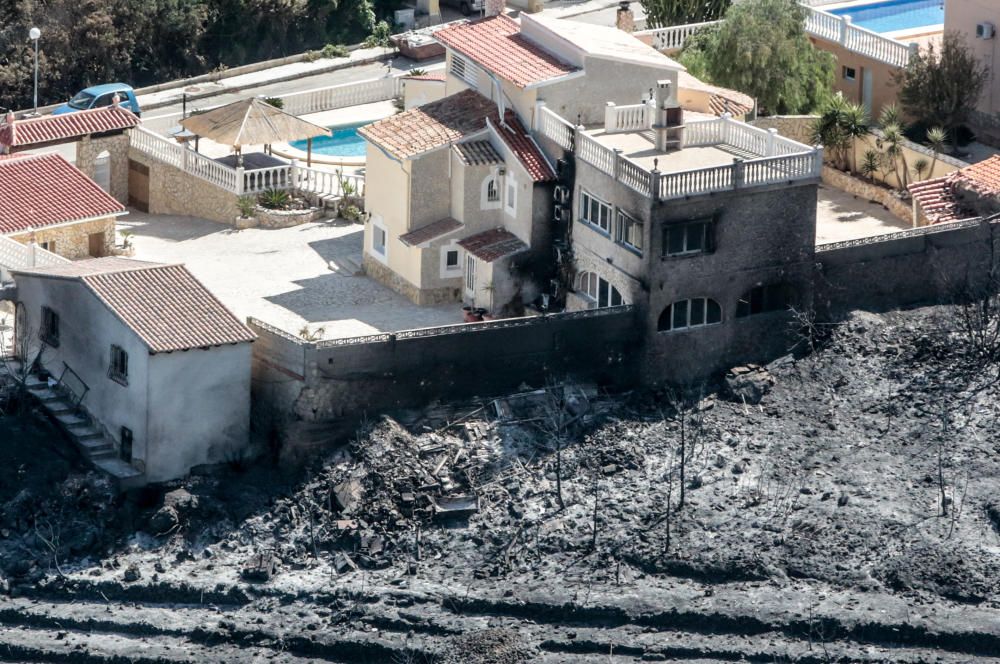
535 101 822 202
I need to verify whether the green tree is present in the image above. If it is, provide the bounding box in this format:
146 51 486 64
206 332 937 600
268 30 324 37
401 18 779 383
893 31 989 137
678 0 835 115
926 126 948 173
641 0 731 28
811 95 869 172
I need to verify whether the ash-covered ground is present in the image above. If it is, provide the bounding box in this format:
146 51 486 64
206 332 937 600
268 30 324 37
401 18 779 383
2 305 1000 662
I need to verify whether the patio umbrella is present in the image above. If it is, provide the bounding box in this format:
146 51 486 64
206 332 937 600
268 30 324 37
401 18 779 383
180 97 330 166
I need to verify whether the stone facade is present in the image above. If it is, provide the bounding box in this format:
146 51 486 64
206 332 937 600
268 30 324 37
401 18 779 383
822 166 914 226
128 148 240 225
255 205 325 229
363 253 460 305
77 134 130 205
8 217 117 260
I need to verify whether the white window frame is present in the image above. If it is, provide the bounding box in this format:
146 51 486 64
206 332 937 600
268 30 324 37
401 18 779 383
440 244 463 279
504 173 517 217
663 218 712 257
578 271 625 308
615 210 643 254
481 174 501 210
579 189 612 235
465 254 477 295
659 298 723 332
370 218 388 263
450 54 478 88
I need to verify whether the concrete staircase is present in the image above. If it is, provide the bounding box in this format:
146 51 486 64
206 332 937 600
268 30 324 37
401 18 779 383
0 360 143 487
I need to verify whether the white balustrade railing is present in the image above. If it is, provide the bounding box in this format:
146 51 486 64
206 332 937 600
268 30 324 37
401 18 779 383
243 165 293 193
635 20 721 52
130 126 184 169
604 102 652 134
577 133 615 175
281 76 404 116
536 104 575 151
295 166 366 198
682 117 724 147
803 6 914 68
0 236 69 283
618 159 651 197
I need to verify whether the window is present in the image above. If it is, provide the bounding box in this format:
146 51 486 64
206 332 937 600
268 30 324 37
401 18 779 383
663 219 713 257
578 271 625 308
446 250 459 268
486 179 499 202
109 344 128 385
466 254 477 293
736 283 795 318
504 174 517 216
657 298 722 332
450 54 478 87
40 306 59 347
372 225 386 256
40 241 55 252
93 93 114 108
843 66 856 81
615 211 643 254
580 190 612 235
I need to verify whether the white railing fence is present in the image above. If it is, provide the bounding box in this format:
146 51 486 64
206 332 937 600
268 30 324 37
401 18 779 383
803 6 915 68
281 76 404 116
658 151 822 200
604 101 653 134
535 103 575 151
635 20 721 52
0 236 69 283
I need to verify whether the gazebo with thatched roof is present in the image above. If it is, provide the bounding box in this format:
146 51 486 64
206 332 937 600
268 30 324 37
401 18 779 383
180 97 330 167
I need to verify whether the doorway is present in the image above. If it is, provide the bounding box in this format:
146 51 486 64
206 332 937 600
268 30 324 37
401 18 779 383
861 68 874 119
88 232 106 258
94 150 111 192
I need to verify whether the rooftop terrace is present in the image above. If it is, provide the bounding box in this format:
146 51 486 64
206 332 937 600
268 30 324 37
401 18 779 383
536 102 822 201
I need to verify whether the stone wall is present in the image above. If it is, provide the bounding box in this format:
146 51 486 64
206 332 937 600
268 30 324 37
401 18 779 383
816 218 1000 316
255 205 324 229
9 217 117 260
128 148 240 225
363 253 458 305
821 166 913 226
750 116 817 148
77 134 130 205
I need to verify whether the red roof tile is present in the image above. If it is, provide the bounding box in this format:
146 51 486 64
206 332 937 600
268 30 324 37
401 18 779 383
358 89 496 160
458 228 528 262
951 154 1000 196
0 153 126 235
13 258 256 353
0 106 139 150
399 217 463 246
434 15 578 89
403 72 446 82
909 177 969 224
493 111 556 182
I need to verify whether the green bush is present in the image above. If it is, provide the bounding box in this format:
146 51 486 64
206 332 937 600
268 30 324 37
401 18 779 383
262 96 284 109
363 21 392 48
320 43 351 59
237 195 257 218
258 189 291 210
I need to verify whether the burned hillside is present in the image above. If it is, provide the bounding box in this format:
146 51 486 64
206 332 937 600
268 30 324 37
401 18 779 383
2 305 1000 662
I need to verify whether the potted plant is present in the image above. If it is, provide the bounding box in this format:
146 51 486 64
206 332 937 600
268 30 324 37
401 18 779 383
235 195 258 229
118 230 135 256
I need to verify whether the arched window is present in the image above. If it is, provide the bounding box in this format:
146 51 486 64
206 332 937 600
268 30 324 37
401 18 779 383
578 271 625 308
658 298 722 332
481 175 501 210
736 283 795 318
486 179 499 202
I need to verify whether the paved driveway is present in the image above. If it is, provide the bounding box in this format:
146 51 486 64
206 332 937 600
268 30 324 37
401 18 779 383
122 212 458 340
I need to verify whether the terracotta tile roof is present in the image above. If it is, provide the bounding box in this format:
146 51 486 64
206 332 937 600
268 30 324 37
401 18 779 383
0 153 126 235
909 177 969 224
434 15 578 89
908 156 1000 224
454 140 503 166
458 228 528 262
12 258 255 352
399 217 464 246
493 112 556 182
0 106 139 150
358 89 496 160
951 155 1000 196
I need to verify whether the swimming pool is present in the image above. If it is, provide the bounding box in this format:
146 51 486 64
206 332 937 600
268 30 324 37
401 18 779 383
289 123 368 158
828 0 943 33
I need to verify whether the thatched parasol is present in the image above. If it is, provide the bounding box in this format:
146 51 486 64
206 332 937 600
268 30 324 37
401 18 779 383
180 97 330 166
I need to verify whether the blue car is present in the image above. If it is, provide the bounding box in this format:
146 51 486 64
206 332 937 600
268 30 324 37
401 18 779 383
53 83 141 117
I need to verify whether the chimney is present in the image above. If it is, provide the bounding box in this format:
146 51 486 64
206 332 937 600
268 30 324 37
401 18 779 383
616 1 635 33
1 112 15 153
652 78 684 152
485 0 505 17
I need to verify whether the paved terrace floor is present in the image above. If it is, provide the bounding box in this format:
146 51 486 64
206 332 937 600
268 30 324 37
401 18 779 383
815 184 910 244
121 213 458 340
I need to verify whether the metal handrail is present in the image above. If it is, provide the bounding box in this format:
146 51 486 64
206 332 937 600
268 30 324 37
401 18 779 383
56 361 89 409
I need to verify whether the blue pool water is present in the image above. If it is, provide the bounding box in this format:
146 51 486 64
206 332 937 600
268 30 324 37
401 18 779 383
289 123 367 158
829 0 943 33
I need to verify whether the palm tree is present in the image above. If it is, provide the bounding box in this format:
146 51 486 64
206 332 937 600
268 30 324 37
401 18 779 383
860 149 880 182
911 157 929 182
926 126 948 177
811 96 869 172
879 122 909 190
